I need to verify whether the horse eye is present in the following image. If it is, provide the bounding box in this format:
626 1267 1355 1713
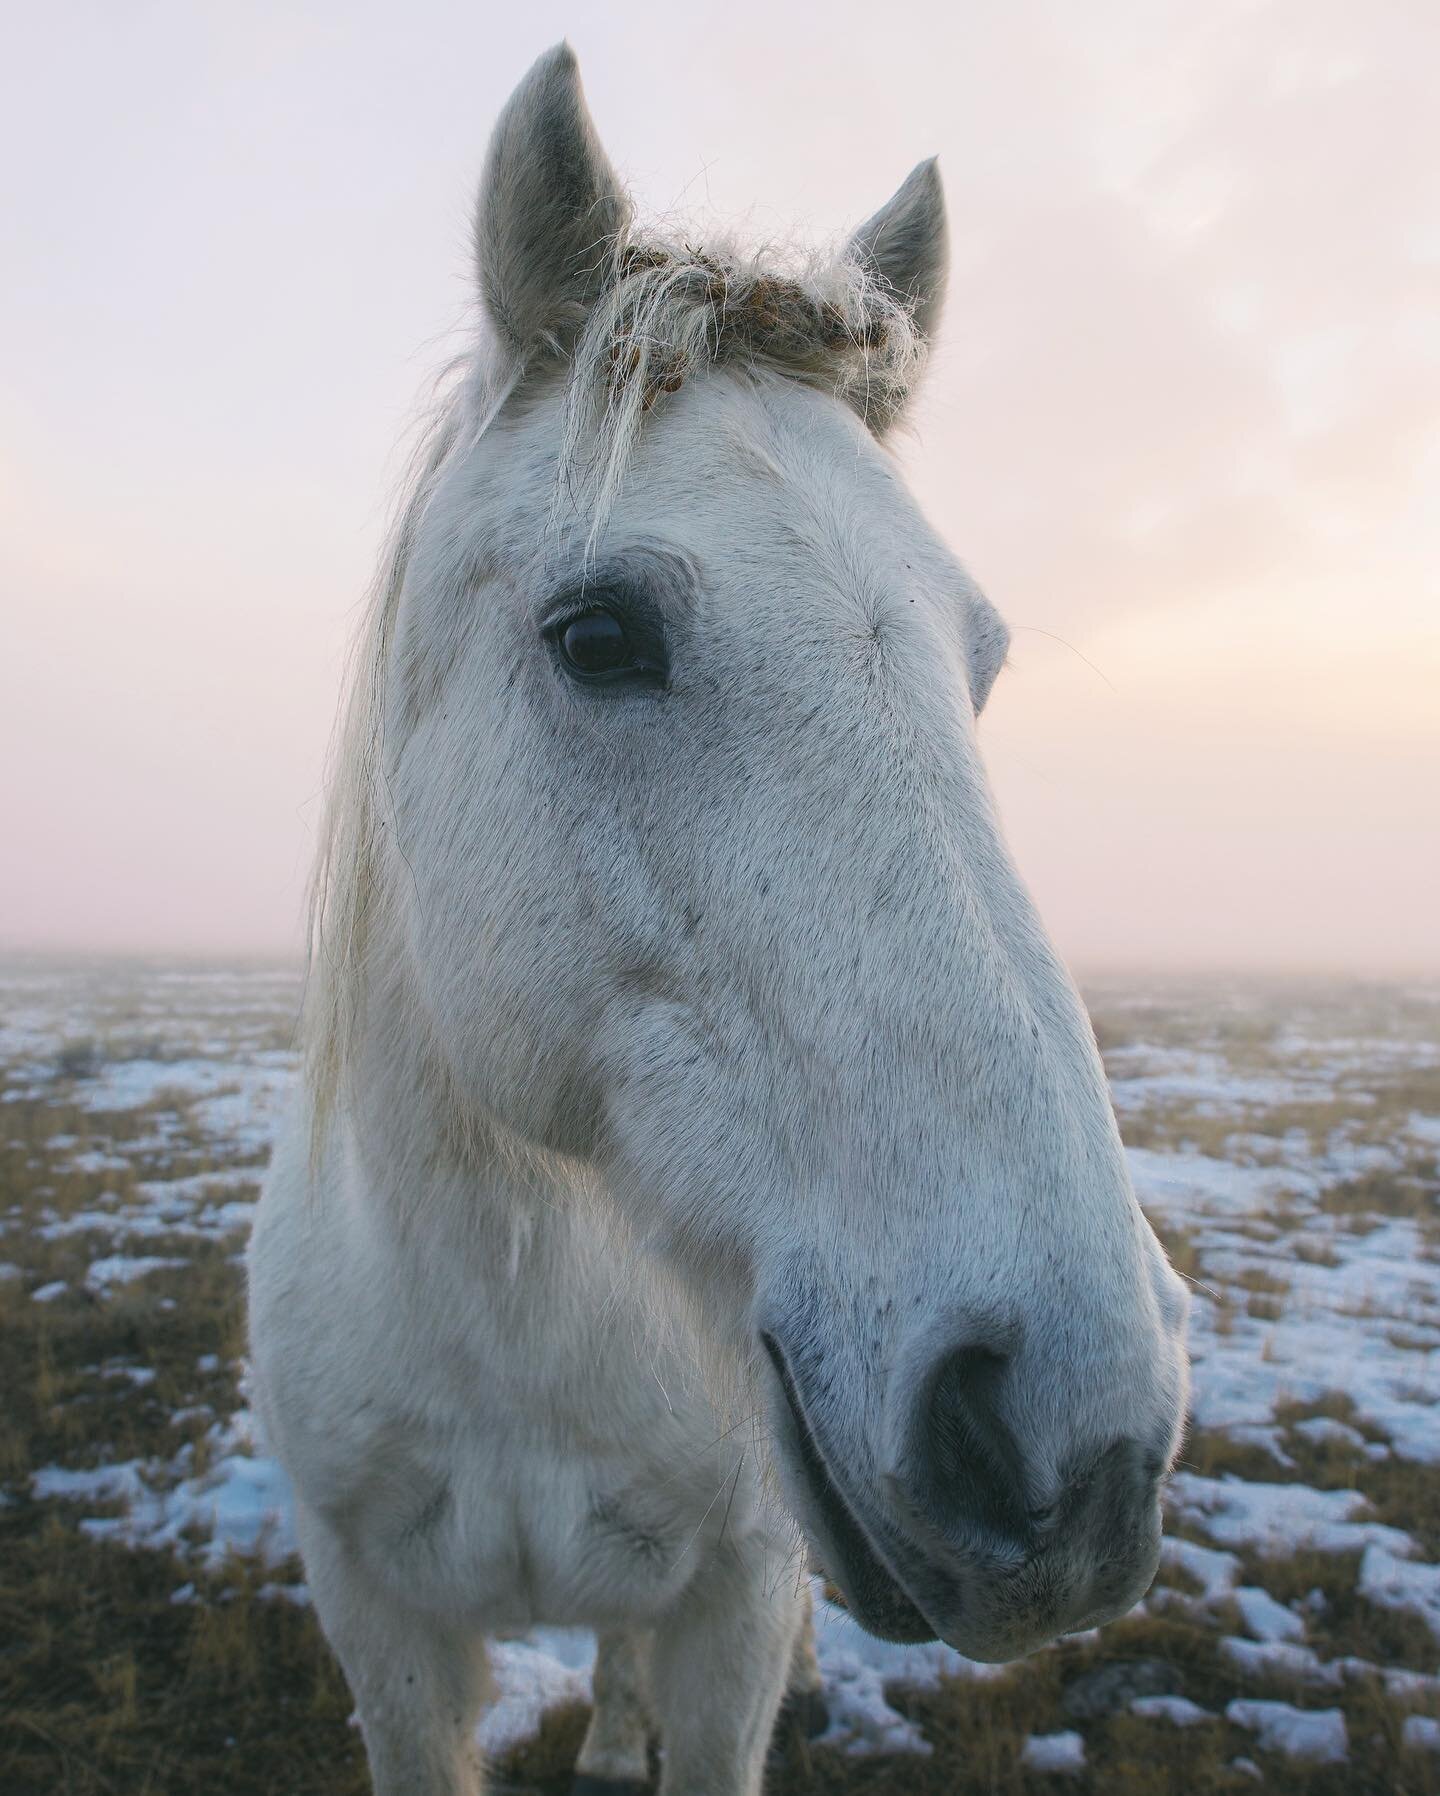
563 610 628 673
553 607 663 684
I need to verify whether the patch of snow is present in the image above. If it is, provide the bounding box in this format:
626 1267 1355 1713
1317 1139 1401 1180
1384 1666 1440 1701
194 1199 258 1236
1157 1535 1240 1605
133 1169 263 1207
1020 1730 1086 1773
1233 1586 1304 1642
810 1595 1000 1755
72 1058 242 1113
1167 1473 1414 1557
1104 1046 1332 1118
1174 1207 1440 1463
1290 1417 1368 1451
1128 1146 1316 1220
1357 1544 1440 1642
256 1580 311 1605
1406 1113 1440 1147
37 1169 262 1253
478 1631 595 1756
37 1206 126 1241
85 1255 184 1295
34 1461 147 1505
99 1363 157 1387
1130 1695 1212 1725
1222 1423 1296 1467
1220 1639 1339 1687
67 1149 132 1174
32 1280 68 1302
1225 1700 1347 1764
188 1076 293 1155
37 1412 298 1566
1404 1715 1440 1754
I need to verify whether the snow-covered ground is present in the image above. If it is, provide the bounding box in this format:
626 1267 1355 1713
4 962 1438 1777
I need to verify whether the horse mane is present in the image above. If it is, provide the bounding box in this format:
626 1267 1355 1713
302 220 927 1130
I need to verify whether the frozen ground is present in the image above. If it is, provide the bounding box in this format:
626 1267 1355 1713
3 961 1438 1790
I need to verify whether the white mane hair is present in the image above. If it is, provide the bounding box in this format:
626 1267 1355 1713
303 218 928 1129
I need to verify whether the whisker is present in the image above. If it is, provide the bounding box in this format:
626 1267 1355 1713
1009 624 1120 693
671 1466 743 1572
717 1450 746 1549
655 1411 765 1488
1173 1267 1224 1303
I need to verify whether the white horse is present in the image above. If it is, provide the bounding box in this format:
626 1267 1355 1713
248 43 1190 1796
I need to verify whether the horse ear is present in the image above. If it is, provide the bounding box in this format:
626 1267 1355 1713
474 44 631 358
847 159 949 347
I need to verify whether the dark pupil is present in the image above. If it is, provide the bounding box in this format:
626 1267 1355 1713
562 610 629 673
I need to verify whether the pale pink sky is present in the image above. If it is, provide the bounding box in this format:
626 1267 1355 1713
3 0 1437 970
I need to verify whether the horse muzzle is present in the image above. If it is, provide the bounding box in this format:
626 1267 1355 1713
759 1322 1167 1662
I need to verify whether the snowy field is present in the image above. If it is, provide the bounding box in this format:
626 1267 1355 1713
1 959 1437 1794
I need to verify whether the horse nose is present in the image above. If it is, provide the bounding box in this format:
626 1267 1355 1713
893 1338 1167 1569
895 1340 1035 1549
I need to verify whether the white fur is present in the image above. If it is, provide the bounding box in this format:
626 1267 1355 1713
249 44 1189 1796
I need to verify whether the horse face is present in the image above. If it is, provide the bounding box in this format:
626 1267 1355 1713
384 46 1190 1662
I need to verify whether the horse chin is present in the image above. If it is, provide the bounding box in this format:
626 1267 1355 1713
810 1551 940 1647
789 1443 941 1646
765 1334 940 1643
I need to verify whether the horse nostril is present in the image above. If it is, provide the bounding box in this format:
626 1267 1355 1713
914 1342 1032 1548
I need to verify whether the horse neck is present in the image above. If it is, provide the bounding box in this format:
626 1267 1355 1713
327 929 648 1342
326 913 747 1392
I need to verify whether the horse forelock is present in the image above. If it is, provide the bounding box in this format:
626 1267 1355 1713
559 229 926 532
